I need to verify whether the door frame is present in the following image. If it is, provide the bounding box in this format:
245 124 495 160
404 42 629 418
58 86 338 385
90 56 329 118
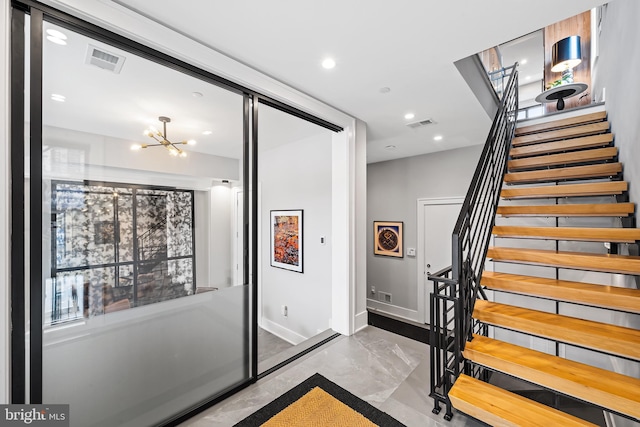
416 197 464 324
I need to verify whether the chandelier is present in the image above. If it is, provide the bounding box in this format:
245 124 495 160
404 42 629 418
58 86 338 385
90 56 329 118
131 116 196 157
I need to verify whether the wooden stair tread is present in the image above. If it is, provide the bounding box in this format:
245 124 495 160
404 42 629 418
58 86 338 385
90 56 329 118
473 300 640 360
516 111 607 136
504 163 622 184
501 181 627 199
492 225 640 242
449 374 597 427
486 246 640 275
464 335 640 419
508 147 617 171
496 203 634 217
482 271 640 314
512 122 610 147
510 134 613 159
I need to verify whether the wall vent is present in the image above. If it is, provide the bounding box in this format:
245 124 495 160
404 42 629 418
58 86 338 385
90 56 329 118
406 118 435 129
378 292 392 304
85 44 126 74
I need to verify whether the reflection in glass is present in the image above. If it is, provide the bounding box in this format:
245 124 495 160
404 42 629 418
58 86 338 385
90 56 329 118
38 19 249 427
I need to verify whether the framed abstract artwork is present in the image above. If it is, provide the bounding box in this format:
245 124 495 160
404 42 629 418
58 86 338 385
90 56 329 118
271 210 303 273
373 221 403 258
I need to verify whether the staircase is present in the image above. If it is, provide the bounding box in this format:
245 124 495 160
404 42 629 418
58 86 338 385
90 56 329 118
445 109 640 425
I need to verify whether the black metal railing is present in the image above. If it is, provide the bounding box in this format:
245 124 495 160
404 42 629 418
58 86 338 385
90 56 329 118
428 63 518 421
138 216 168 261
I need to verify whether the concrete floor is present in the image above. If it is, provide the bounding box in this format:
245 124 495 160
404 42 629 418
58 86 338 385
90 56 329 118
180 326 485 427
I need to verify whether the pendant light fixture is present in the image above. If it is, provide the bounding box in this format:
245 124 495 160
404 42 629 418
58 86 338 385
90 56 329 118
131 116 196 157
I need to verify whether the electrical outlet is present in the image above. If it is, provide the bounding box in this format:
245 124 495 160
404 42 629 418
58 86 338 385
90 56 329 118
371 285 376 295
378 292 392 304
281 305 288 317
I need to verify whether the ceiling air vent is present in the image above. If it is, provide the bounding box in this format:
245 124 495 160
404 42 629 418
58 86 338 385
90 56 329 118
85 44 126 74
406 118 435 129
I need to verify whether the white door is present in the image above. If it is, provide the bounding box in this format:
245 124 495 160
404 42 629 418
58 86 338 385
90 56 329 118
417 198 463 323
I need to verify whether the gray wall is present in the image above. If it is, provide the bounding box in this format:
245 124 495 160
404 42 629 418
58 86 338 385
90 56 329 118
367 144 483 312
590 3 640 426
592 0 640 222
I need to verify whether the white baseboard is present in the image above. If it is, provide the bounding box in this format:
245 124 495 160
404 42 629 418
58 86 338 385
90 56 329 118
260 317 307 345
367 299 420 323
354 310 368 333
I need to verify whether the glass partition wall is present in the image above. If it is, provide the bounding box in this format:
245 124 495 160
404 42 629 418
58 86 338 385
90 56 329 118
256 103 335 374
14 6 254 427
11 2 342 425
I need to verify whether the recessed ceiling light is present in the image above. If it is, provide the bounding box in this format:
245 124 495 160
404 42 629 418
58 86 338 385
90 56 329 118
192 91 203 98
202 130 212 135
51 94 66 102
46 36 67 45
46 29 67 45
404 113 415 120
521 59 528 65
46 29 67 40
385 145 396 150
322 58 336 69
433 135 443 141
525 75 532 80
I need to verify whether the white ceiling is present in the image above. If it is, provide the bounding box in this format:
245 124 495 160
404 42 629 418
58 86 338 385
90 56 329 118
42 21 330 160
44 0 608 163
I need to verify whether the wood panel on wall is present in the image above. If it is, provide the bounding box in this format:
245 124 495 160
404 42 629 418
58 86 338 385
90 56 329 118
543 11 592 113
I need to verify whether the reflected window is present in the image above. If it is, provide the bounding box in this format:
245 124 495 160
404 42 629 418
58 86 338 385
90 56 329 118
48 181 196 325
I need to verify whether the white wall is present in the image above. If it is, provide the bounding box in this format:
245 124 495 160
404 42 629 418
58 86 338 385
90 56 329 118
259 132 333 344
518 80 543 108
354 120 368 332
207 184 234 288
366 145 483 319
43 125 239 185
0 0 10 405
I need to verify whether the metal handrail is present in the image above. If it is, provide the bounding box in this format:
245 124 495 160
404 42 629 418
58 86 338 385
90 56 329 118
429 62 518 421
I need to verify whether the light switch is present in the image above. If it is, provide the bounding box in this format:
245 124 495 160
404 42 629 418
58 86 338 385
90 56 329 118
407 248 416 257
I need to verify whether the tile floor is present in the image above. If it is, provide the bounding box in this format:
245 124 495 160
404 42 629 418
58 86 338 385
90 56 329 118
181 326 484 427
257 327 293 363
